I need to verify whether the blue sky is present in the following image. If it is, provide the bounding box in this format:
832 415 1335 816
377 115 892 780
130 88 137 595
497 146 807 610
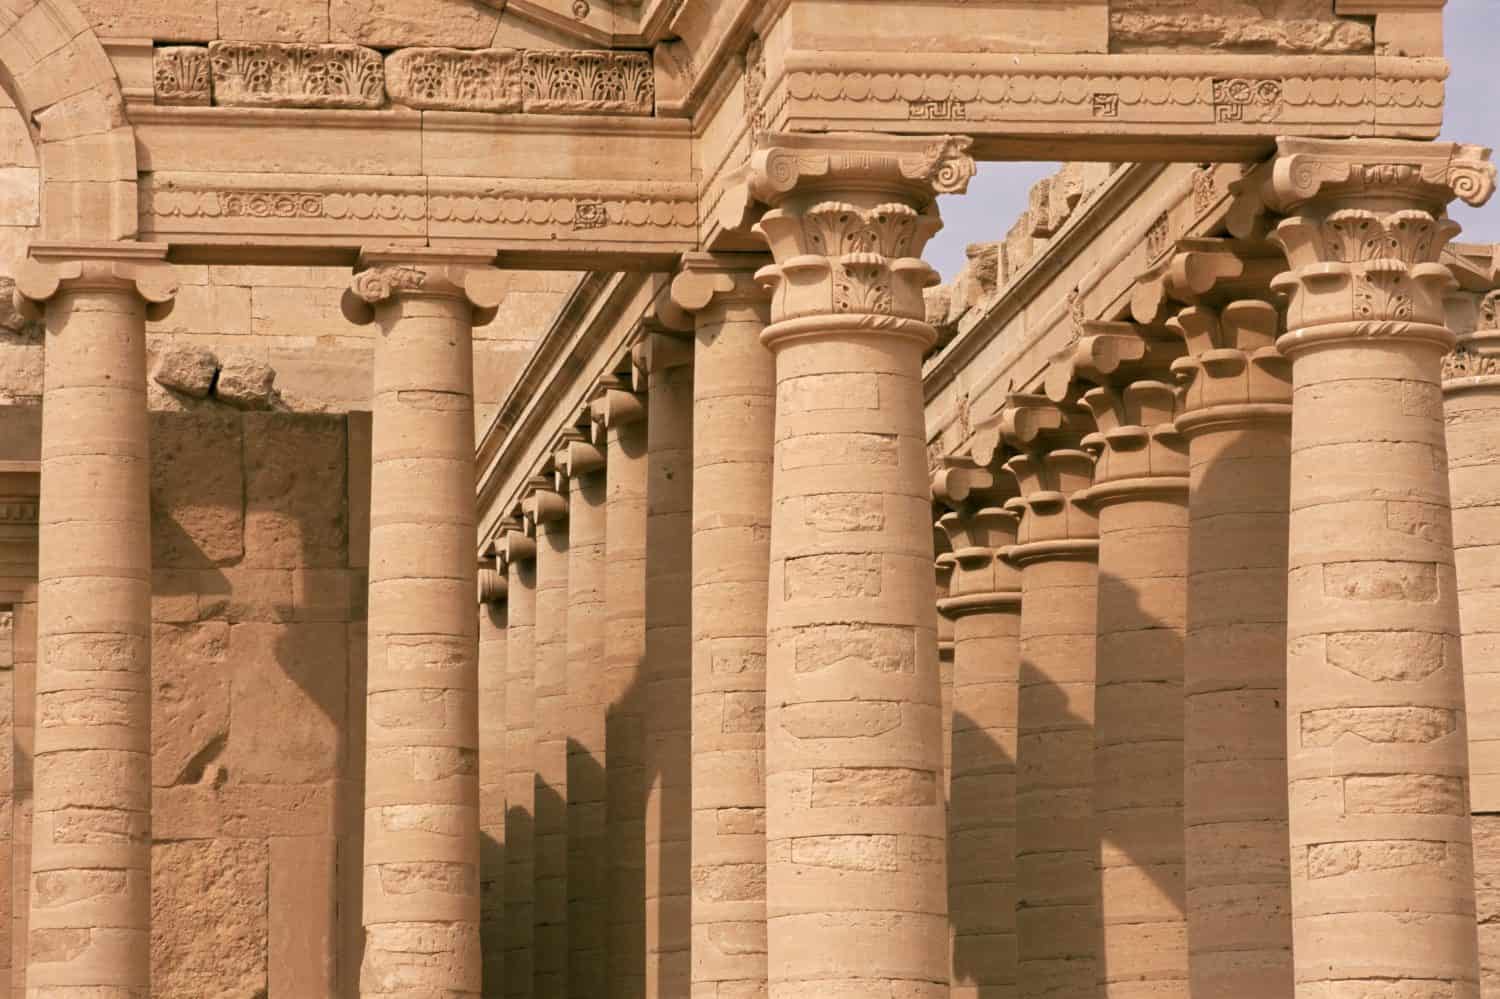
927 0 1500 279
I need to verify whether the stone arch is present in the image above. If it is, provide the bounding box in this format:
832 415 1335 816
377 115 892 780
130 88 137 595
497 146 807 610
0 0 137 243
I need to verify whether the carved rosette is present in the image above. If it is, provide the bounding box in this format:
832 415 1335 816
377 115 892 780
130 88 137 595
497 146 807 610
1077 380 1189 505
1259 139 1496 354
13 242 179 321
1169 300 1292 434
341 248 507 326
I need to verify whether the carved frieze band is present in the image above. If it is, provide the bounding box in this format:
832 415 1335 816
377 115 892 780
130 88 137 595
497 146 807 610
139 174 697 242
153 42 655 116
760 53 1444 131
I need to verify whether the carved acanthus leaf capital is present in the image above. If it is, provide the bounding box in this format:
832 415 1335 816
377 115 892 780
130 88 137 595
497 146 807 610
1168 300 1292 429
1263 138 1495 215
342 248 507 326
14 242 179 322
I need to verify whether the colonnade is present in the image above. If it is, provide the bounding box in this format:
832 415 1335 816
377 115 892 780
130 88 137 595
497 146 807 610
8 135 1497 999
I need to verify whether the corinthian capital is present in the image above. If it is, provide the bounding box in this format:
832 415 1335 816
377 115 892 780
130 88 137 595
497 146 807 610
14 242 178 322
342 246 508 326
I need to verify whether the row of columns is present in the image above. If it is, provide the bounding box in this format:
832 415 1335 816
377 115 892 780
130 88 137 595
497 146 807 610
7 134 1497 999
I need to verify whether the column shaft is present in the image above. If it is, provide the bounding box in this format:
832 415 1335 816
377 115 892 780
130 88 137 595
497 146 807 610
598 393 649 999
564 463 608 999
1182 419 1293 995
480 597 509 995
947 596 1021 999
362 289 481 998
504 551 537 999
642 335 693 999
26 252 169 999
1015 555 1100 997
532 510 569 999
684 275 773 999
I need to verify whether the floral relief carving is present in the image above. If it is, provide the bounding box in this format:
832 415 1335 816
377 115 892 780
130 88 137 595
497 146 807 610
803 202 923 260
522 50 654 115
1212 78 1283 122
744 36 767 142
1444 347 1500 381
1192 166 1217 214
834 256 895 315
387 48 523 112
1480 290 1500 330
154 46 211 106
209 42 385 109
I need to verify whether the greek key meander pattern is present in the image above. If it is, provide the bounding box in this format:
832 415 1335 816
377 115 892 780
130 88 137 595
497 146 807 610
154 42 656 116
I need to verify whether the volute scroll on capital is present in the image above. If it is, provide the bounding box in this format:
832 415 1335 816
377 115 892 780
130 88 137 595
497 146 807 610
13 242 179 323
341 247 509 326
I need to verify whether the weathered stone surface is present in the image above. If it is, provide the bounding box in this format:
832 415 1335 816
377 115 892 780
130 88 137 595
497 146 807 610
150 413 246 568
152 343 219 398
151 839 269 999
1110 0 1373 53
242 414 348 569
151 622 230 788
213 354 277 410
219 0 332 42
153 46 211 106
209 41 386 109
227 622 347 784
330 0 501 48
386 47 522 112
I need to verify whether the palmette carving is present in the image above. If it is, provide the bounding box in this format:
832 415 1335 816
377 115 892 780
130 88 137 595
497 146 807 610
1443 348 1500 381
387 48 523 112
154 46 211 106
522 50 654 114
209 42 385 109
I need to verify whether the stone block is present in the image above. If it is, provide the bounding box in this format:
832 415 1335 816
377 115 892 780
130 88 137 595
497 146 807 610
209 41 386 109
221 781 339 838
269 836 338 995
330 0 501 48
219 0 332 42
151 344 219 398
150 283 252 336
152 46 210 106
150 412 246 568
151 839 269 999
214 354 277 410
243 413 348 569
228 622 348 784
75 0 217 40
151 621 230 788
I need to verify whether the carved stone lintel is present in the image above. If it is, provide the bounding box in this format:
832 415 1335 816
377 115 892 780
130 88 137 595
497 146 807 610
342 247 507 326
154 46 211 106
209 41 386 109
14 242 179 323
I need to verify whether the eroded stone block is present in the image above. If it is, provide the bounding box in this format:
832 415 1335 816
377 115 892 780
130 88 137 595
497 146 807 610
151 838 269 999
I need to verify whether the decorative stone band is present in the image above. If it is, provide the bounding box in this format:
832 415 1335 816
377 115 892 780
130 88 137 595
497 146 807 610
0 498 39 526
160 42 656 115
341 247 508 326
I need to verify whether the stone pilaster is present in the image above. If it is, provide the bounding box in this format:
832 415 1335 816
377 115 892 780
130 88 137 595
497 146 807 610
522 481 569 999
343 247 505 999
590 377 649 999
671 253 774 999
498 527 538 999
1444 291 1500 808
14 242 176 999
749 132 975 998
1077 375 1191 999
933 462 1022 999
1169 291 1294 996
553 428 609 999
1002 437 1102 999
635 328 694 999
479 557 509 997
1259 137 1496 997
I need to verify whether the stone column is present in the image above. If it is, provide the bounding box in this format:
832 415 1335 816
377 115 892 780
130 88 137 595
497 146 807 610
1259 138 1495 997
748 133 975 998
499 527 538 999
1001 434 1102 999
522 482 569 999
933 471 1022 999
590 378 649 999
14 243 176 999
1169 298 1294 995
935 550 956 801
342 249 505 999
1444 294 1500 807
555 430 609 999
671 254 774 999
636 329 694 999
479 561 509 996
1077 377 1190 999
